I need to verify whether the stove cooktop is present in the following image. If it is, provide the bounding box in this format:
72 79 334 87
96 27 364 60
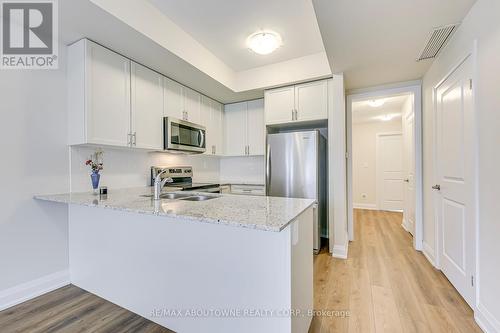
172 182 220 190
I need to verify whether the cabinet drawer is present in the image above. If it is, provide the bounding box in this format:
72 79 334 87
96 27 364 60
230 185 265 196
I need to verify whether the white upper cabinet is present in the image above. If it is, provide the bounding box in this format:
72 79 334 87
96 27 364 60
201 96 225 156
211 101 224 155
183 87 201 124
68 39 131 147
224 102 248 156
264 79 329 125
295 80 328 122
163 77 184 120
264 86 295 124
224 99 265 156
130 62 164 150
246 99 265 156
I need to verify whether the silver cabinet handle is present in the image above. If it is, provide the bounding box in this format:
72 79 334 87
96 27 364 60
247 145 250 155
432 184 441 190
295 109 298 120
133 132 137 146
291 109 294 121
127 133 132 146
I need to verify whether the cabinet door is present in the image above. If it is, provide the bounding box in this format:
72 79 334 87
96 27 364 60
246 99 265 155
295 80 328 121
264 86 294 124
212 101 224 155
224 102 247 156
184 87 201 124
164 77 184 120
87 42 131 146
200 96 213 155
130 62 164 150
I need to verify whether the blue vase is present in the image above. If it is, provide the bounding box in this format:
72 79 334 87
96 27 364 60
91 171 100 192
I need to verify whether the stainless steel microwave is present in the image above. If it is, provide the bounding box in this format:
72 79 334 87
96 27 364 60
163 117 206 154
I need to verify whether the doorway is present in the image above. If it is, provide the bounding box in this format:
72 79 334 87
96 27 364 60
347 84 423 250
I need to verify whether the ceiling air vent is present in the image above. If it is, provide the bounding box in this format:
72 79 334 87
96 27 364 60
416 23 459 61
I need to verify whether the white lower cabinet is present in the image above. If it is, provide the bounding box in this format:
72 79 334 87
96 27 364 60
224 99 265 156
230 184 265 196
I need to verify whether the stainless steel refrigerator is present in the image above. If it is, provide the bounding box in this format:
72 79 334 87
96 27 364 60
266 130 327 253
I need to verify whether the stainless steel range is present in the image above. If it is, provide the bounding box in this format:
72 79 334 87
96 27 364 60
150 166 221 193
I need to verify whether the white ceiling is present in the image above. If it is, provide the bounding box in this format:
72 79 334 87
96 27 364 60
312 0 477 90
148 0 325 71
352 95 410 124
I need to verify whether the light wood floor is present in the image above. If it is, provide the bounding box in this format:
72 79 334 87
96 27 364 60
0 209 481 333
309 209 481 333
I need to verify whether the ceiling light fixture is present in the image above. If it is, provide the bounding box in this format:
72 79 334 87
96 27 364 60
367 99 385 108
247 31 282 55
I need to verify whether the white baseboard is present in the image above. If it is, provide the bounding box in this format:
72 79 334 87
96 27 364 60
353 203 378 210
0 270 70 311
475 302 500 333
331 243 349 259
422 241 437 268
401 218 410 232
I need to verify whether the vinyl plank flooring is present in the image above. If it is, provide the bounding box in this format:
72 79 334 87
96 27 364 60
309 209 481 333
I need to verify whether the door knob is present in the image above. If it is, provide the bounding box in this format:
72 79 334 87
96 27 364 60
404 179 410 183
432 184 441 191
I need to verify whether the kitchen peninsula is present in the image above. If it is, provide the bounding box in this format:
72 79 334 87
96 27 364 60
35 188 315 333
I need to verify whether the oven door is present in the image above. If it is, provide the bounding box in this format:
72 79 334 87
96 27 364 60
164 117 206 153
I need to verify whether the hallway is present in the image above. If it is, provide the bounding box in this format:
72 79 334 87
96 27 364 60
310 209 481 333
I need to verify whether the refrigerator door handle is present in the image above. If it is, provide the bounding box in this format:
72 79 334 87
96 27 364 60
313 203 319 254
266 143 271 196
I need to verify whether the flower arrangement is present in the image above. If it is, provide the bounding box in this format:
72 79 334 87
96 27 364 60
85 150 104 173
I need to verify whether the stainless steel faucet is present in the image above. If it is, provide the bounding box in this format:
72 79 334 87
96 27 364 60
153 169 173 200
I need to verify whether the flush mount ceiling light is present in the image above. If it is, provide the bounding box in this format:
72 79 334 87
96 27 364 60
247 31 282 55
367 99 385 108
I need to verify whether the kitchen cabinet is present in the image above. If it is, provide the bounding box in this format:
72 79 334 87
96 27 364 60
264 79 328 125
164 79 201 124
201 96 224 155
246 99 265 155
163 77 184 120
230 184 265 196
224 102 247 156
264 86 295 124
131 62 164 150
224 99 265 156
68 39 131 147
183 87 201 124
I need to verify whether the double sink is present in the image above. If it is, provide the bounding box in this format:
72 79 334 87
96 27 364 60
142 192 219 202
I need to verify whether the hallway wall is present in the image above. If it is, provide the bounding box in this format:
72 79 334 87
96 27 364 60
352 119 402 209
422 0 500 330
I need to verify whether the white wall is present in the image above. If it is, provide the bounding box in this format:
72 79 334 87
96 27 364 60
0 44 70 299
422 0 500 330
352 119 402 208
70 146 221 192
219 156 265 184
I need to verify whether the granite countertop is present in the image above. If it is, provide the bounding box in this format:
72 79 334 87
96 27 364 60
34 187 315 232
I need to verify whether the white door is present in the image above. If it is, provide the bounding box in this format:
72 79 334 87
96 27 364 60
184 88 201 124
403 98 416 235
264 86 295 124
224 102 247 156
377 133 404 211
130 62 164 150
87 42 131 147
246 99 265 156
435 57 475 307
295 80 328 122
163 77 184 120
